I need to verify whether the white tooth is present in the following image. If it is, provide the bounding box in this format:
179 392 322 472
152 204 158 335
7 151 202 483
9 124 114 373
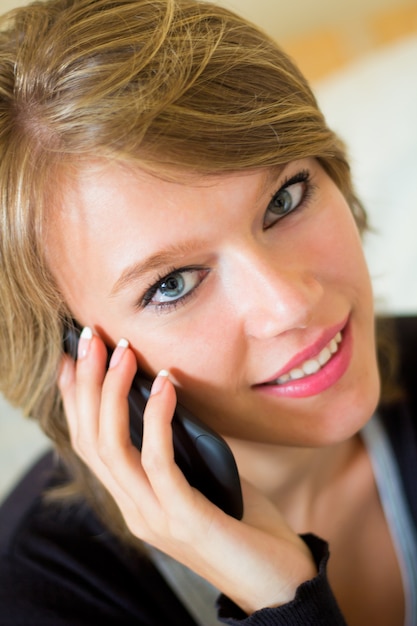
277 373 290 384
289 368 305 380
272 330 343 385
302 358 320 375
318 346 331 366
329 338 338 354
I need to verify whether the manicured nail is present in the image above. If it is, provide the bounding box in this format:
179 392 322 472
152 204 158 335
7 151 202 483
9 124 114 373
150 370 170 396
109 338 129 369
78 326 93 360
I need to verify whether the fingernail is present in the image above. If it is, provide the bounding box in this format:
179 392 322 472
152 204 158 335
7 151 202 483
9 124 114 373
109 338 129 369
78 327 93 360
150 370 170 396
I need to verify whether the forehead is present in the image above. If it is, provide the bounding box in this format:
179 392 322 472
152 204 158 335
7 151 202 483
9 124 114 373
55 160 283 223
45 160 282 313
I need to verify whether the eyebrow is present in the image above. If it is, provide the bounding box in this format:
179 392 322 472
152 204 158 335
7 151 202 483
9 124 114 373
110 239 206 297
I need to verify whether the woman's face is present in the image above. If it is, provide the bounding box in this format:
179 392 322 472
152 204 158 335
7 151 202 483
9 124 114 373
48 157 380 447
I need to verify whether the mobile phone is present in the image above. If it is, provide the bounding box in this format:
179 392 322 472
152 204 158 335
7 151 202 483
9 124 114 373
63 325 243 519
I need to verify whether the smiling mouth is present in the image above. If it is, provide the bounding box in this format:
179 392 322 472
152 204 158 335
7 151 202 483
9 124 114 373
266 331 343 385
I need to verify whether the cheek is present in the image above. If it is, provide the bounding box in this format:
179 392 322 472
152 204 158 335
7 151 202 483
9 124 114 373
131 318 245 432
132 305 244 387
315 202 371 296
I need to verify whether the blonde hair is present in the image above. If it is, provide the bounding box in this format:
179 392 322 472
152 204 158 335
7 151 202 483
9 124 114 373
0 0 367 542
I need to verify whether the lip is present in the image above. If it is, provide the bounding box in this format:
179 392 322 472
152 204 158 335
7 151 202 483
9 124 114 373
254 316 352 399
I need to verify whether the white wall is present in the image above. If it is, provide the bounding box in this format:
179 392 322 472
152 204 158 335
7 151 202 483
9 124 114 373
0 0 25 12
212 0 404 39
0 0 409 39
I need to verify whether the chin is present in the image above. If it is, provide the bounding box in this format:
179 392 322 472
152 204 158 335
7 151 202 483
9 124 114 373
250 365 381 450
301 373 381 448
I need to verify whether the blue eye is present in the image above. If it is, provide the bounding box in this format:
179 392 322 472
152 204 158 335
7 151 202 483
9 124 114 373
264 170 310 229
156 272 187 302
142 267 209 309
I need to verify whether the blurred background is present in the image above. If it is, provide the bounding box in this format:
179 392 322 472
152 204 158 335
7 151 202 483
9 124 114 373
1 0 417 502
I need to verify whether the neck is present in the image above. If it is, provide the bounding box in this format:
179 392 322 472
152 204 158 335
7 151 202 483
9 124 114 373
225 434 364 529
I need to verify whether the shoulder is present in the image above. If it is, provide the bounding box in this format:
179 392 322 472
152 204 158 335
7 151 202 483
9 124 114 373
0 452 195 625
378 315 417 442
391 315 417 416
377 315 417 525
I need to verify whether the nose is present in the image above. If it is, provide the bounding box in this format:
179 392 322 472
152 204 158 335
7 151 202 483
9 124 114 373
224 244 324 339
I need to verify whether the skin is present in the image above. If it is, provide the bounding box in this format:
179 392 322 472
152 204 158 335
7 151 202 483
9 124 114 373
54 157 382 615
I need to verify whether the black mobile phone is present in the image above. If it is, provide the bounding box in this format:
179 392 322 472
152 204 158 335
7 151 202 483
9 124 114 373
63 325 243 520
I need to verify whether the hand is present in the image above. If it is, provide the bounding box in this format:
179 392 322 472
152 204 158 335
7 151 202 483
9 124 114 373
58 329 316 615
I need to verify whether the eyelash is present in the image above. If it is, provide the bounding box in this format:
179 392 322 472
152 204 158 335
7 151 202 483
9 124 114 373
139 266 209 313
138 168 315 313
264 168 313 229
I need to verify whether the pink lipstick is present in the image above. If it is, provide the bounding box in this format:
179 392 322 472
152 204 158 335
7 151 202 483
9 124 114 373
256 317 352 399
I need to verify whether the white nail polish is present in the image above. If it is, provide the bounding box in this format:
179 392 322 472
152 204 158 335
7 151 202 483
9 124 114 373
150 370 170 396
78 326 93 359
109 338 129 368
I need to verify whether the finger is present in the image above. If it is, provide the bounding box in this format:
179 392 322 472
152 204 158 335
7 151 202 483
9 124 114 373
140 372 209 525
73 327 107 458
140 371 181 490
96 339 155 497
74 333 144 517
98 338 139 461
96 342 165 534
99 359 184 522
58 353 77 443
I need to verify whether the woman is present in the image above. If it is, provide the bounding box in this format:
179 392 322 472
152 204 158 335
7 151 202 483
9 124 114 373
0 0 415 624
